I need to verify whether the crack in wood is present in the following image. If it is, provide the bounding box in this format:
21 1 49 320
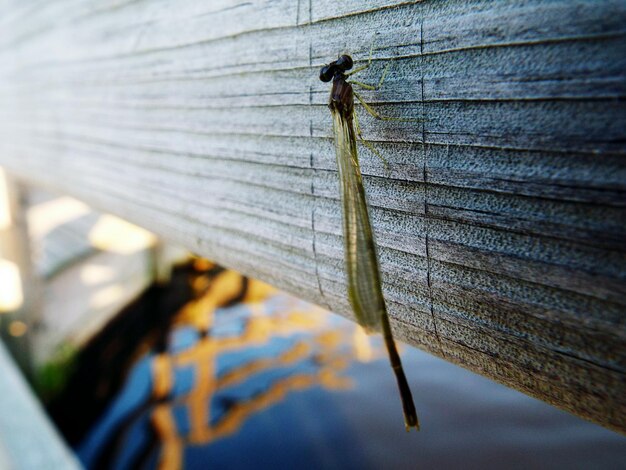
420 16 445 357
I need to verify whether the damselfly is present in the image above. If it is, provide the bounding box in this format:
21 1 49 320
320 54 419 430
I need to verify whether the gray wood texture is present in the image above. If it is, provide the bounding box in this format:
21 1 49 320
0 0 624 432
0 340 81 469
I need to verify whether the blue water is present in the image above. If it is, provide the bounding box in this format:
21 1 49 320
76 295 626 469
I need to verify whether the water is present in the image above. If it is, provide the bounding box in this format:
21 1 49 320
68 281 626 470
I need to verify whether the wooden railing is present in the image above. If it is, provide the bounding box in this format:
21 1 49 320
0 1 624 433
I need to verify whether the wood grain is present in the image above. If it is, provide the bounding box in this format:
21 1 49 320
0 0 624 432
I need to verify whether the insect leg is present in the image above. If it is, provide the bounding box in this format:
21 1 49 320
346 42 376 77
353 90 422 122
346 61 371 77
353 109 389 170
349 60 392 90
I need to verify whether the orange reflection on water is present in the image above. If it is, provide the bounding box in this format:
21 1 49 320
147 265 376 470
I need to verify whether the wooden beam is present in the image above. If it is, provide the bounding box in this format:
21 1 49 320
0 340 80 469
0 0 624 432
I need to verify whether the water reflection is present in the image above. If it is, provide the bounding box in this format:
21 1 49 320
67 261 626 470
76 262 380 469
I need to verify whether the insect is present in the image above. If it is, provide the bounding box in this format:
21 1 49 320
320 53 419 430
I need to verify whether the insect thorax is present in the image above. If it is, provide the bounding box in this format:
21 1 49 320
329 75 354 118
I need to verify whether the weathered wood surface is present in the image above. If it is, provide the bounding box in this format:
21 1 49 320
0 340 81 469
0 0 624 432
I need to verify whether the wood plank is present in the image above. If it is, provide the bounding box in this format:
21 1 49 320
0 0 624 433
0 340 81 469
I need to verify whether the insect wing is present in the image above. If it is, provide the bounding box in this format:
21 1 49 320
332 109 386 332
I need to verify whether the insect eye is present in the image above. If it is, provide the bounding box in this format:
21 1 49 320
336 55 353 71
319 65 334 82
